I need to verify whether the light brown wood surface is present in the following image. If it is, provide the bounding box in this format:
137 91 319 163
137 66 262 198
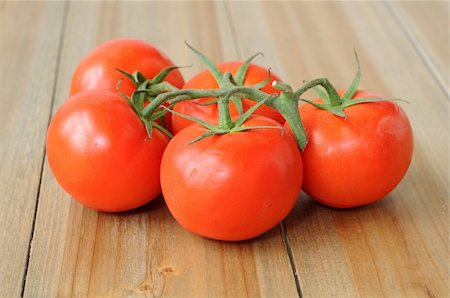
0 1 448 297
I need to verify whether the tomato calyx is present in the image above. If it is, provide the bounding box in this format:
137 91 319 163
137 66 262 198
171 91 285 144
299 51 397 118
154 62 283 144
185 42 270 115
116 66 185 138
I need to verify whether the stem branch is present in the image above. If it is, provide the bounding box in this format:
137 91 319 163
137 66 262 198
218 92 234 129
294 78 341 106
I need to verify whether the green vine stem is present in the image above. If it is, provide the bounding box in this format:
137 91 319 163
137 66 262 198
272 81 308 149
217 91 234 130
294 78 340 103
134 69 360 151
295 50 395 118
128 46 385 151
140 83 309 149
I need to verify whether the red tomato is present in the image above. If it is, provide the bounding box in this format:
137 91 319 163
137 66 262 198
171 62 284 134
289 90 413 208
46 90 169 212
70 38 185 97
161 117 303 241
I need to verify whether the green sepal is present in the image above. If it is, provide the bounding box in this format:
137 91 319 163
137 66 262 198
312 86 330 105
185 44 272 119
342 49 361 101
230 125 282 133
185 42 223 85
230 95 244 115
298 51 400 119
133 82 180 101
342 97 385 108
141 118 173 140
116 68 139 86
151 122 173 139
161 105 219 131
152 65 182 84
148 108 168 122
222 71 238 86
300 98 346 117
115 78 131 102
234 52 263 85
301 78 341 107
120 66 181 88
131 91 146 111
299 98 328 110
137 80 151 91
234 97 270 127
143 120 153 138
133 71 148 85
329 107 347 118
301 96 402 118
250 70 272 91
188 124 282 144
342 97 407 109
115 69 148 87
116 67 180 96
188 130 221 145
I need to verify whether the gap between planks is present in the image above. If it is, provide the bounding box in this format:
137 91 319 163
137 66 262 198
385 1 449 98
281 221 303 298
20 1 71 296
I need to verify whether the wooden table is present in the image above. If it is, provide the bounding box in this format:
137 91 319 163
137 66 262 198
1 1 448 297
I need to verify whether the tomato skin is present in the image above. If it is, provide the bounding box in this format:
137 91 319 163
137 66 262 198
46 90 169 212
172 62 284 134
161 117 302 241
290 90 413 208
70 38 185 97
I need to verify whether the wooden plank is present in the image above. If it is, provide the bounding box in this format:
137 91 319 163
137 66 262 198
387 1 449 91
0 2 66 297
23 2 298 297
228 1 449 297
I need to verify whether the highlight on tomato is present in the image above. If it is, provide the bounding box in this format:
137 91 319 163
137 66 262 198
171 45 284 134
160 116 303 241
70 38 185 97
46 90 169 212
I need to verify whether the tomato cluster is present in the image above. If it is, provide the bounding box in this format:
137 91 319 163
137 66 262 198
46 39 413 241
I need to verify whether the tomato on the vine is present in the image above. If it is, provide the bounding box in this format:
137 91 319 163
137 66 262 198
46 90 169 212
70 38 185 97
161 116 302 241
290 90 413 208
171 62 284 134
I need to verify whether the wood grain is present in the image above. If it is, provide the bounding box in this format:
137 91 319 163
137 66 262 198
0 1 447 297
0 2 66 297
228 1 449 297
387 1 449 92
23 2 298 297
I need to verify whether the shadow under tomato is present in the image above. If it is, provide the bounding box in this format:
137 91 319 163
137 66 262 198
97 194 168 218
199 222 284 246
283 192 396 240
